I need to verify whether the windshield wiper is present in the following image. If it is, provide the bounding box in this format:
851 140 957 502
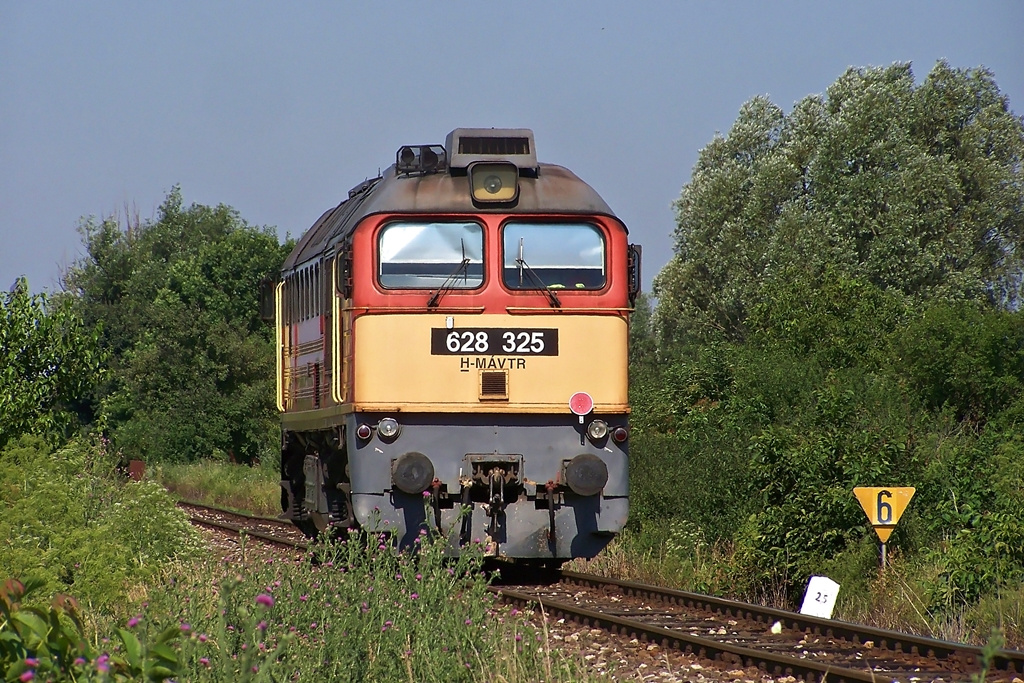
514 258 561 308
427 258 471 308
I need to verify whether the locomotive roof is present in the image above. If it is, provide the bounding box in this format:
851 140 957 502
282 162 620 272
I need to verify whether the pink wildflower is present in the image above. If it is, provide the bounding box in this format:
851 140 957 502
255 593 274 607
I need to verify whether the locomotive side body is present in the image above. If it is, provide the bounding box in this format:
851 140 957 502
273 129 640 561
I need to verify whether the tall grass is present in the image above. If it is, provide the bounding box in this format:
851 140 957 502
157 460 280 516
87 527 594 681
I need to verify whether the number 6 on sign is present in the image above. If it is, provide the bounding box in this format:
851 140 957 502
853 487 915 541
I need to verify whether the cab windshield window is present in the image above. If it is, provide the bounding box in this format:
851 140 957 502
378 222 483 289
502 223 605 290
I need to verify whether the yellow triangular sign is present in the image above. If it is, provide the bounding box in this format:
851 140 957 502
853 487 915 541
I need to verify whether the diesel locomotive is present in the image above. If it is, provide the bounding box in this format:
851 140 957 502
265 128 640 562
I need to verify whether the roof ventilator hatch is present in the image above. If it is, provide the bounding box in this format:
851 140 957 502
445 128 538 173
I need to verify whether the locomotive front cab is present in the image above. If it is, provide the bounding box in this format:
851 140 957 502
276 128 640 561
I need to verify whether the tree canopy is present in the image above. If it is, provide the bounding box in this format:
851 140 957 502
63 188 292 463
654 60 1024 345
0 280 103 449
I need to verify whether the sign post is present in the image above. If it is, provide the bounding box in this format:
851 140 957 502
853 487 915 570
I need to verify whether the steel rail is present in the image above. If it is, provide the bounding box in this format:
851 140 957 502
176 499 290 525
490 585 881 683
557 570 1023 675
183 507 307 548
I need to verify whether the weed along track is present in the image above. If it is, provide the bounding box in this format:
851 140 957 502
178 502 1024 681
492 568 1024 682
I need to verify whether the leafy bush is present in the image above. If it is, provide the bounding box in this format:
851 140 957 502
0 436 201 612
0 577 182 682
0 280 104 450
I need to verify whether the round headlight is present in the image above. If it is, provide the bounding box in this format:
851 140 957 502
587 419 609 442
377 417 400 439
483 175 502 194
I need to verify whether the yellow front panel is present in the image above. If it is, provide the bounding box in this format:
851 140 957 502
353 314 628 412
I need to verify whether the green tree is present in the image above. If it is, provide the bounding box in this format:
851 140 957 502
654 61 1024 345
0 280 103 449
64 188 291 463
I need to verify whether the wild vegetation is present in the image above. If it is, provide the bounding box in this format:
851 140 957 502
2 58 1023 676
61 188 292 464
620 60 1024 643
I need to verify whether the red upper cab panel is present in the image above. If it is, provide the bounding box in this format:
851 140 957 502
351 213 630 313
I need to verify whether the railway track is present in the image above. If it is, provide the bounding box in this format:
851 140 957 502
177 499 310 551
178 501 1024 682
492 569 1024 682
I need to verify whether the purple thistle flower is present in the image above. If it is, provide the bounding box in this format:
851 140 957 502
299 594 308 602
410 593 418 600
465 618 472 625
258 621 267 631
422 490 431 498
310 622 318 629
96 654 110 674
198 634 208 643
73 658 86 667
19 671 33 682
255 593 274 607
24 658 38 667
180 622 191 633
127 616 140 628
199 657 210 667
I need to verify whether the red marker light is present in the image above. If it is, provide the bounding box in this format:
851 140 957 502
356 424 372 440
569 392 594 419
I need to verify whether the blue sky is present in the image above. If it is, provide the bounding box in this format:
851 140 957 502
2 1 1021 294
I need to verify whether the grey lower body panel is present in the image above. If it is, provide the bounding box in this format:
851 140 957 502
345 412 629 559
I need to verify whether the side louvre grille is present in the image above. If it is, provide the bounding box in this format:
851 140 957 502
479 370 508 400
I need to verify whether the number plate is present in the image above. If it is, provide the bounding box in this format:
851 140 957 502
431 328 559 356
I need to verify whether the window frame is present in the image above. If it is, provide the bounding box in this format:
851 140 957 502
375 220 487 291
499 220 608 292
